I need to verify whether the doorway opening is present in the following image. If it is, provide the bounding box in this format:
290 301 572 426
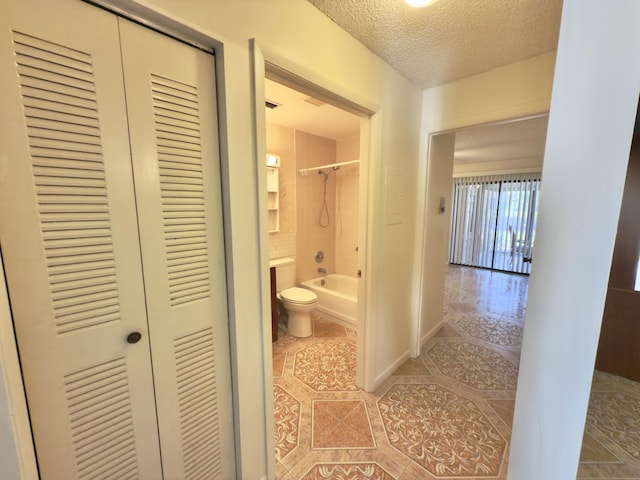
442 114 548 276
264 75 365 347
449 174 541 274
263 74 372 468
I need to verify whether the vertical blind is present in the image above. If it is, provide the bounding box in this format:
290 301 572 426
449 173 541 274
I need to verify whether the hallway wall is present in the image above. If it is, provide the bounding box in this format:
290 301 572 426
507 2 640 478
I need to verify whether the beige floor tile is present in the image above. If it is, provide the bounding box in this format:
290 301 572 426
273 352 287 378
272 265 640 479
312 400 375 450
390 357 431 377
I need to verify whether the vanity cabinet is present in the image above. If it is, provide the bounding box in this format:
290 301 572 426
270 267 278 341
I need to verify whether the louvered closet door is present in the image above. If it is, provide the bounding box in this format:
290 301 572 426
118 19 236 480
0 1 163 478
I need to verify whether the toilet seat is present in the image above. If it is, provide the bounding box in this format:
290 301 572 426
280 287 317 305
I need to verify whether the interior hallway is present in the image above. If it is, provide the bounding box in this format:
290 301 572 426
272 266 640 479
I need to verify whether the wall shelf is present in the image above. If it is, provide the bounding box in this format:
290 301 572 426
266 155 280 233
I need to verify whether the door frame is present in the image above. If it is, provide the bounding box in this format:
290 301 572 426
0 248 38 478
412 113 549 356
254 42 380 391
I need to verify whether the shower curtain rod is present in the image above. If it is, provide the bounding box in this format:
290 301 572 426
298 160 360 176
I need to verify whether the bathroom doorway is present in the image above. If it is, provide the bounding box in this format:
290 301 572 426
265 77 362 322
264 75 368 342
263 74 373 473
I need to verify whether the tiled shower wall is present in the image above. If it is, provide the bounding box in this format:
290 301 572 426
266 122 360 284
335 135 360 277
295 130 336 283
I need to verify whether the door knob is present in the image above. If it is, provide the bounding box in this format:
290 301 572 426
126 332 142 344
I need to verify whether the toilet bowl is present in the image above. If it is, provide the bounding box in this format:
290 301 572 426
277 286 317 337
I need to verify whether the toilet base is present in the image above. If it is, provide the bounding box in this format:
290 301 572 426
287 311 312 337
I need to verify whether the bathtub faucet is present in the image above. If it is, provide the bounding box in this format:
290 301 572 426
318 267 327 274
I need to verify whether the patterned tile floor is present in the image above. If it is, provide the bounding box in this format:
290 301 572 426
272 265 640 479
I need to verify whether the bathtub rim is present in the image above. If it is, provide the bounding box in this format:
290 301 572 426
300 274 358 327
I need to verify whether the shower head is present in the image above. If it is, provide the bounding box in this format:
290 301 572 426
318 166 340 178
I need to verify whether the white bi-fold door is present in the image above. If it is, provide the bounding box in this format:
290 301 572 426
0 1 235 478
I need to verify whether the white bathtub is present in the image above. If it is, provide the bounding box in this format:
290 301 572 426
301 274 358 326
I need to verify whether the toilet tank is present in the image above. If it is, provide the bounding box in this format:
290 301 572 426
270 257 295 291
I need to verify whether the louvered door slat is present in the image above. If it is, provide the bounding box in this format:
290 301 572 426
19 74 98 101
28 117 100 136
168 250 208 262
23 95 98 119
160 162 203 173
37 195 107 205
17 68 94 96
20 85 98 110
155 122 200 139
34 161 103 176
33 161 106 175
30 135 103 153
24 106 100 127
154 113 199 130
169 268 209 283
166 244 208 256
160 166 203 178
13 30 92 63
158 136 201 149
51 273 116 291
40 214 111 225
153 100 200 118
29 126 101 145
164 219 206 228
151 80 197 101
16 52 94 81
41 223 111 235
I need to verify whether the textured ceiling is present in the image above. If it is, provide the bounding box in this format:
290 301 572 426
266 1 559 161
306 0 563 89
265 79 360 140
265 79 547 164
454 115 548 164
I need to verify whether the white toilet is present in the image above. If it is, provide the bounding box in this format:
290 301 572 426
272 258 317 337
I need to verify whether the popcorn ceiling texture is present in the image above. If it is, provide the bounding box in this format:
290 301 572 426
306 0 562 89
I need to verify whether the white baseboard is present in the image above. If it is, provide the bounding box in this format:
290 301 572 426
313 309 356 330
421 320 444 349
315 306 357 328
374 350 410 390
